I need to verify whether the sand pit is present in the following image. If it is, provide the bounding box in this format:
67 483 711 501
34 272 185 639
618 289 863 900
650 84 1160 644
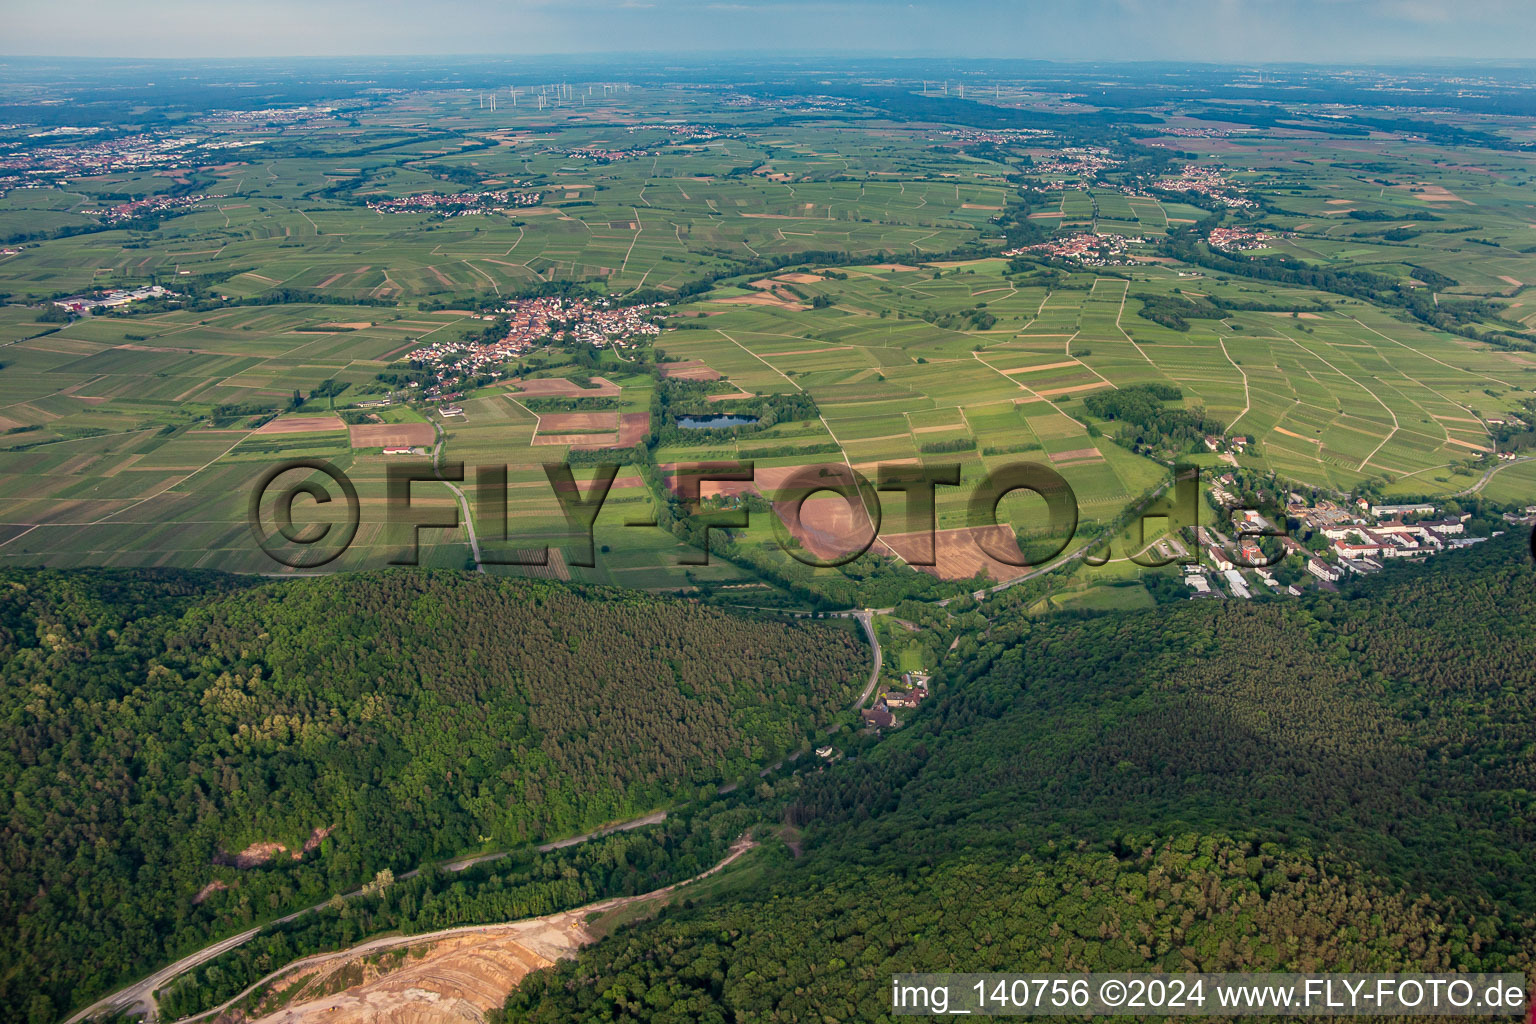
506 376 622 397
255 415 347 435
348 422 436 448
241 930 560 1024
232 836 754 1024
878 525 1033 583
657 360 722 381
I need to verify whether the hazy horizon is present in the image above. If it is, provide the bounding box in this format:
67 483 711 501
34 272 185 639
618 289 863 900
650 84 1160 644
5 0 1536 62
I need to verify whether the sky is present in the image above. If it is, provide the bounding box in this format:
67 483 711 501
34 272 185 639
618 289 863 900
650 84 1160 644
4 0 1536 61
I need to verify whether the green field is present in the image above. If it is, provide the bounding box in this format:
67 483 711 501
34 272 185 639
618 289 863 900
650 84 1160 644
3 81 1534 601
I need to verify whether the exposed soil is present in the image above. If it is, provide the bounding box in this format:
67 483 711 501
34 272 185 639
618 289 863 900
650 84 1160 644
506 376 621 397
656 360 722 381
348 423 436 448
254 415 347 435
878 525 1033 583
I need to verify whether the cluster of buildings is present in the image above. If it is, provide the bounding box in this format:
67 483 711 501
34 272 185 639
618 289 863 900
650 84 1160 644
1297 499 1473 576
367 188 542 216
1030 147 1116 177
82 193 209 224
0 131 215 178
1006 232 1142 266
720 93 852 112
1146 126 1238 139
53 284 176 314
563 147 650 162
1208 227 1276 250
938 128 1052 145
0 173 49 199
1204 434 1252 467
1153 166 1258 209
203 106 336 126
407 295 665 391
22 125 104 138
626 123 735 141
860 671 930 731
1 110 334 184
1187 489 1482 600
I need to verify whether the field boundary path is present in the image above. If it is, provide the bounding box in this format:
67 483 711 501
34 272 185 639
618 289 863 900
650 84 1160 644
432 419 482 571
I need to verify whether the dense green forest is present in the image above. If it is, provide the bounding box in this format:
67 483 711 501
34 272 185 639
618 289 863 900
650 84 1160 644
0 569 865 1019
1083 382 1224 457
498 535 1536 1022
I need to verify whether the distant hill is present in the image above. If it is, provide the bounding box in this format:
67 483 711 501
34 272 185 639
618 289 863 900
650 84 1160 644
0 569 866 1019
499 536 1536 1022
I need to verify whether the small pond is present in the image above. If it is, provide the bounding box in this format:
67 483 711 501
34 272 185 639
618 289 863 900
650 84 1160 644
676 414 759 429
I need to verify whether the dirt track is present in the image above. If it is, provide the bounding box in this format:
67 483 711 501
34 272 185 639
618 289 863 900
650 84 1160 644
63 812 672 1024
193 835 756 1024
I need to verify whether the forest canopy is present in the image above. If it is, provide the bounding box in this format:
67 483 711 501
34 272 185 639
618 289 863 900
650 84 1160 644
0 568 865 1018
497 535 1536 1023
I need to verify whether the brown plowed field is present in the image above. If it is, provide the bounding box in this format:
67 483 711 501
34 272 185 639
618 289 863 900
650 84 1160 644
506 376 621 397
348 423 436 448
657 360 722 381
878 525 1033 582
617 412 651 445
255 415 347 435
537 411 620 433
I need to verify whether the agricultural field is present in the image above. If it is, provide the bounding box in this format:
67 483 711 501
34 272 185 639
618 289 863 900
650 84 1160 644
3 75 1535 603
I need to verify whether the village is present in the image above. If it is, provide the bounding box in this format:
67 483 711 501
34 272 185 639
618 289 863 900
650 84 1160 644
366 187 542 216
1183 476 1489 601
1147 165 1259 208
562 146 651 162
81 193 210 224
1208 226 1277 250
1004 231 1144 266
408 295 665 396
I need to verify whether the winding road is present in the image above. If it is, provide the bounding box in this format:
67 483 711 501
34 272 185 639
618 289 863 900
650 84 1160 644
176 834 757 1024
63 811 671 1024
